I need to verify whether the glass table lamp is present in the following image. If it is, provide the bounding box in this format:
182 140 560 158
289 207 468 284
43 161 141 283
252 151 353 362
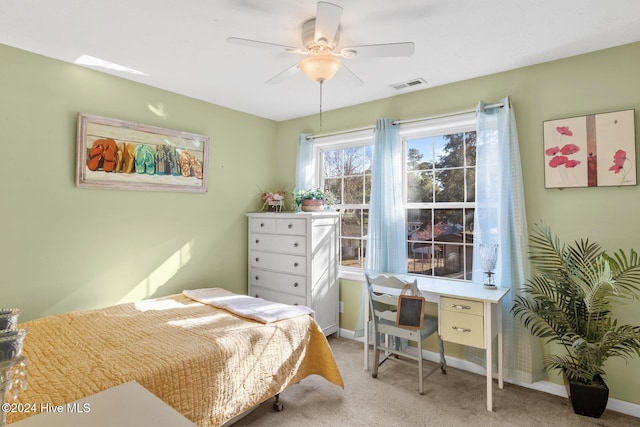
479 243 498 289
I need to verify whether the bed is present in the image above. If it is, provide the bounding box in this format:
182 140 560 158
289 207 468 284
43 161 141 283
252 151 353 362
6 289 344 426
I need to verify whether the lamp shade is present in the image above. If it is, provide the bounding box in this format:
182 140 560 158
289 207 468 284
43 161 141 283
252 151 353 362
299 54 341 82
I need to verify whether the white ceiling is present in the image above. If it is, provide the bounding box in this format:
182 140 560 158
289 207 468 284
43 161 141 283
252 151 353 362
1 0 639 122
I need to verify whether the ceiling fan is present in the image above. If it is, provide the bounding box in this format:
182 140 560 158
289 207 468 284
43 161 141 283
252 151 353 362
227 1 415 85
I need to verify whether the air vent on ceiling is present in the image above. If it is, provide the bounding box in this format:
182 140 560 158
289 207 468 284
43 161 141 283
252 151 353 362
390 78 427 90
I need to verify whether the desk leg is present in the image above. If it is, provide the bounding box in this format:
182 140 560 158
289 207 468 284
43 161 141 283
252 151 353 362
485 302 493 412
498 300 504 390
364 291 369 371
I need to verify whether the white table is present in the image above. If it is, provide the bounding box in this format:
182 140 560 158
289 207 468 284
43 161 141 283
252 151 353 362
10 381 197 426
363 277 509 412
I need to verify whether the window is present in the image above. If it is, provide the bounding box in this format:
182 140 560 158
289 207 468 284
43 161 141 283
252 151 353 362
315 114 476 281
317 134 373 270
405 130 476 280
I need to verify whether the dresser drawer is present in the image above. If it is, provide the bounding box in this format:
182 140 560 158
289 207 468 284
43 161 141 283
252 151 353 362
251 234 306 255
249 268 307 297
441 297 484 316
250 217 276 233
250 251 306 275
249 268 306 296
250 285 307 307
276 218 306 235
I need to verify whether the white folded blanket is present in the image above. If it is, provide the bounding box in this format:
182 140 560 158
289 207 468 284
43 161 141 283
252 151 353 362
183 288 315 323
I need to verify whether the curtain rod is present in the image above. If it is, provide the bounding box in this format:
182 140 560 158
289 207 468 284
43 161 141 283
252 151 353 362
305 102 504 141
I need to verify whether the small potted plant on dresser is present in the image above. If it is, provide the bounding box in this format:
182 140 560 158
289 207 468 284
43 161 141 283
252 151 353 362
293 188 336 212
512 223 640 418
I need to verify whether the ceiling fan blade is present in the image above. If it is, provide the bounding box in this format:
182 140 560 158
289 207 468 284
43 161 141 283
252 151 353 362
266 63 301 84
341 42 415 58
341 64 364 86
315 2 343 46
227 37 303 54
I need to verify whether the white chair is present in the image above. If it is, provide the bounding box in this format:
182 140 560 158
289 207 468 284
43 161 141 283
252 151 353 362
366 273 446 394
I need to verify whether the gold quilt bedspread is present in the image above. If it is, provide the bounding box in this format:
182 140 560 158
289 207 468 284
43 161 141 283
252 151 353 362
7 293 343 426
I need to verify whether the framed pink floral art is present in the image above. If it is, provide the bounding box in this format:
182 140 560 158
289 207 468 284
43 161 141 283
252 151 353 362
543 109 636 188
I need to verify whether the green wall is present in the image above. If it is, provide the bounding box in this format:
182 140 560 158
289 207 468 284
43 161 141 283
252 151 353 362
0 44 278 321
277 42 640 405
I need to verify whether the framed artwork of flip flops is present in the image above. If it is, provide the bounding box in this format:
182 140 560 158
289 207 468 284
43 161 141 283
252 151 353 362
76 113 209 192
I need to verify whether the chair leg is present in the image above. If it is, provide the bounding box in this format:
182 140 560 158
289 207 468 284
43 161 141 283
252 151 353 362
418 338 424 395
372 336 380 379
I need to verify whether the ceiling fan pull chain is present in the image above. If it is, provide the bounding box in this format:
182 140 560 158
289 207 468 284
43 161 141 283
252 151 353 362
319 80 324 131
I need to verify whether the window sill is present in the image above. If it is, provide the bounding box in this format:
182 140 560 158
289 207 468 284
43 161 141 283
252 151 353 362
338 269 366 282
338 268 471 287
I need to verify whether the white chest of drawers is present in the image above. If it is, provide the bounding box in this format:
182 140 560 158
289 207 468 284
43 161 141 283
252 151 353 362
246 212 340 336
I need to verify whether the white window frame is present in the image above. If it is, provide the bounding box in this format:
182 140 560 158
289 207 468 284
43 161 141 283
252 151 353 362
311 113 477 282
402 113 476 281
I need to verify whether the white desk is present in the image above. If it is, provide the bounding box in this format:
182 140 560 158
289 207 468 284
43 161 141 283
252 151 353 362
10 381 197 426
363 277 509 412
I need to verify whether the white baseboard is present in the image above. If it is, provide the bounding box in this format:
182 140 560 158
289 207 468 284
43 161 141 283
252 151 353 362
338 328 640 419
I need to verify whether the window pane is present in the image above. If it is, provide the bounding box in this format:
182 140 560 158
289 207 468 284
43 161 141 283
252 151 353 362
341 209 363 238
465 131 477 166
465 208 475 241
435 244 465 279
465 245 473 280
435 133 464 169
364 175 371 204
407 242 436 275
407 209 432 240
407 171 434 203
343 147 364 174
435 169 465 202
325 178 342 204
344 176 364 204
341 238 363 268
362 208 369 237
433 210 463 243
466 168 475 202
364 146 373 173
323 150 342 177
407 137 434 171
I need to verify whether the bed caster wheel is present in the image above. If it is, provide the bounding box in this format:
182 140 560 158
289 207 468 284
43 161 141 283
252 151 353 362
372 373 377 378
272 394 284 412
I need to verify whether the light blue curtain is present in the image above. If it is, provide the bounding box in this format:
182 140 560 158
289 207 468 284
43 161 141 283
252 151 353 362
357 118 406 346
295 133 313 193
365 119 407 275
472 96 545 383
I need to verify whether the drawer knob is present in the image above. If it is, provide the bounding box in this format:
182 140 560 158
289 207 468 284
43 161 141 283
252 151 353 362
293 282 299 287
260 222 264 227
452 326 472 333
255 276 259 280
294 262 299 267
294 242 299 247
288 223 293 229
293 303 298 306
255 239 260 244
255 257 260 262
255 294 259 298
452 304 471 310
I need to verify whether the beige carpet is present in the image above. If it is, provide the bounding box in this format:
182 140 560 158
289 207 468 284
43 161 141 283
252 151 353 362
234 337 639 427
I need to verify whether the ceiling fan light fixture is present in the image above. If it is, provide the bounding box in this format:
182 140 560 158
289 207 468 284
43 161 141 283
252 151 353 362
299 54 341 82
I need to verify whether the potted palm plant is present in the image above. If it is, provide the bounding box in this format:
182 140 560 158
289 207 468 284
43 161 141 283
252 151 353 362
512 223 640 418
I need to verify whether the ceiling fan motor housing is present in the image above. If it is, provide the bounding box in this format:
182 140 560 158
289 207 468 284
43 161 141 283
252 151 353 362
302 18 340 53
